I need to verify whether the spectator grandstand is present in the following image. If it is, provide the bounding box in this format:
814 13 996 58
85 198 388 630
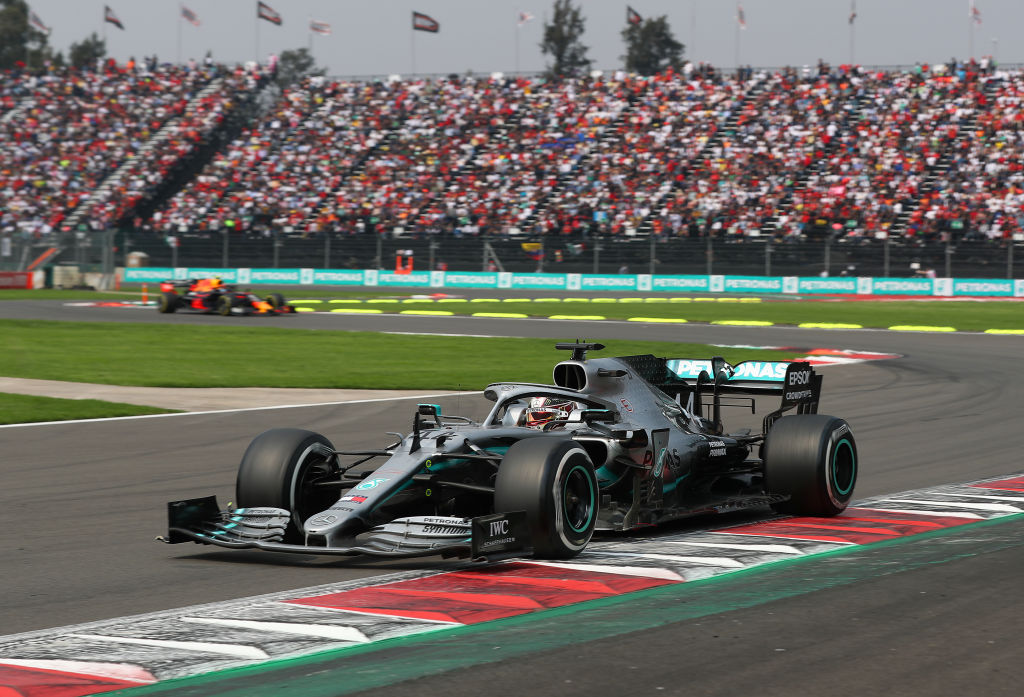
1 58 1021 276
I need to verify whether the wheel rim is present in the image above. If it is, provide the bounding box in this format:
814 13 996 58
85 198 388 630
831 438 856 497
293 451 337 521
563 464 595 533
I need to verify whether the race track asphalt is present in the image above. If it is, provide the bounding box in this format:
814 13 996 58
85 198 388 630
1 300 1022 695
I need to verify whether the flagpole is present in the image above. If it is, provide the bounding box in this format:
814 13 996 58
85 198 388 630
969 10 974 60
734 16 740 73
515 8 520 75
177 4 182 65
255 7 260 64
849 8 854 65
690 0 697 64
411 29 416 77
850 22 854 66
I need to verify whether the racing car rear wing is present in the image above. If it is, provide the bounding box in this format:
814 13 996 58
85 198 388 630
619 355 821 435
682 358 821 435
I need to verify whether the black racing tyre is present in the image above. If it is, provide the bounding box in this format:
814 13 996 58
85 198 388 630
266 293 286 309
235 428 337 543
763 414 857 516
494 437 599 559
157 292 178 313
216 294 233 316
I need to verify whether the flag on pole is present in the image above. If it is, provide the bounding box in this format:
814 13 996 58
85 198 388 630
29 9 50 35
969 1 982 25
736 3 746 30
848 1 857 25
521 242 544 261
310 19 331 35
517 11 535 27
181 5 200 27
258 1 282 26
104 5 124 30
627 6 643 25
412 11 439 33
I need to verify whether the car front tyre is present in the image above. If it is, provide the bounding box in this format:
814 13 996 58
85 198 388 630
494 437 598 559
216 294 233 316
236 428 337 543
158 292 178 313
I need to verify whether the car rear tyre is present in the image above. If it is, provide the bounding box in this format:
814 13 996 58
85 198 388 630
236 428 337 543
216 294 233 316
158 292 178 313
763 415 857 516
494 437 598 559
266 293 286 309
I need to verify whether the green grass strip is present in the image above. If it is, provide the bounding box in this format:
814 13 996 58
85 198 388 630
0 320 800 390
0 393 176 425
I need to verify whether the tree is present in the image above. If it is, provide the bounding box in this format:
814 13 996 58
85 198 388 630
540 0 591 80
0 0 57 69
275 48 324 87
68 33 106 69
622 15 684 76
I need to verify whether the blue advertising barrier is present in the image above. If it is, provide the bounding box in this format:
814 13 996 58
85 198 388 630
120 268 1023 298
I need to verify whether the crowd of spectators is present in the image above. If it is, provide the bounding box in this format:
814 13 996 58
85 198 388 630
0 59 263 240
2 58 1022 247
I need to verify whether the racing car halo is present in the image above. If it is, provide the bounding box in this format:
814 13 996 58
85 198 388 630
163 342 857 561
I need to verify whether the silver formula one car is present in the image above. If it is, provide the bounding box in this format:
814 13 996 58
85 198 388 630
163 342 857 561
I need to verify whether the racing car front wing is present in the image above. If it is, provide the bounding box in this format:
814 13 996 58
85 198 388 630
160 496 531 561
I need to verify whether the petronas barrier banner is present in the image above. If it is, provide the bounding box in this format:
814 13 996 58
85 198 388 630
121 268 1024 298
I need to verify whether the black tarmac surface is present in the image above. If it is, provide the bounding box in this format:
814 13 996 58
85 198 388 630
1 300 1022 695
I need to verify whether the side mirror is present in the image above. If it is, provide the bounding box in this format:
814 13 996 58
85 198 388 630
417 403 442 426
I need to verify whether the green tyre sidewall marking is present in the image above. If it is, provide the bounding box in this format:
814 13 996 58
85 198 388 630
832 437 856 497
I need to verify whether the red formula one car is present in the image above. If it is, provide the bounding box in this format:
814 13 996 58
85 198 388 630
157 278 296 316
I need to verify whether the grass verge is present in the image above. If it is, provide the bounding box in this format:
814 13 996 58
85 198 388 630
321 298 1024 331
0 392 176 425
5 289 1022 331
1 320 799 390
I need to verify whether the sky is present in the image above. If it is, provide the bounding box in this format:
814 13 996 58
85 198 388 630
26 1 1024 77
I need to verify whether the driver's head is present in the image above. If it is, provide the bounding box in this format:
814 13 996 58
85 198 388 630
524 397 575 428
210 277 222 288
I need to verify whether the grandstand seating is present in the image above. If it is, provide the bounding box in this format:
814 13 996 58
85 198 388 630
1 59 1021 257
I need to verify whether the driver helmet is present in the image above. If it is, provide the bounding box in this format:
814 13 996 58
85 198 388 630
524 397 576 428
209 277 223 288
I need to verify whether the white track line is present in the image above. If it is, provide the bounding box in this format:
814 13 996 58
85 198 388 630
0 392 477 430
